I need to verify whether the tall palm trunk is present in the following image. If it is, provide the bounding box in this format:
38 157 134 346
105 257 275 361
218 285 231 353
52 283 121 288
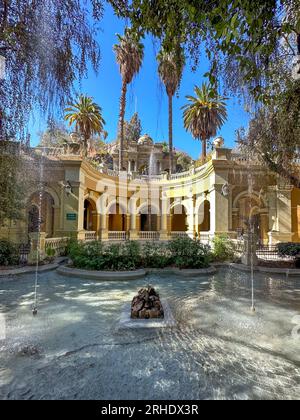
118 79 127 171
202 139 207 161
83 133 88 157
168 93 173 174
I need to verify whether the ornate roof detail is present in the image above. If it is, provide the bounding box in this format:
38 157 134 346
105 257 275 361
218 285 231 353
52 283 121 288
137 134 154 146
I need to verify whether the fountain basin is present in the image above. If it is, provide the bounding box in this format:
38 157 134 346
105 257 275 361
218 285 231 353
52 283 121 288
118 299 176 329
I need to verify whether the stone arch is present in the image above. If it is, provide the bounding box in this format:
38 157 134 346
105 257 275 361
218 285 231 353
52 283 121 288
170 203 188 232
137 201 160 216
107 200 127 232
198 200 211 233
233 191 269 243
27 191 55 237
232 190 266 210
168 199 190 215
137 202 159 232
106 199 127 215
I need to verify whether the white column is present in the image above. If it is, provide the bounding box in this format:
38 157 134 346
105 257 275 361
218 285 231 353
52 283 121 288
209 185 229 236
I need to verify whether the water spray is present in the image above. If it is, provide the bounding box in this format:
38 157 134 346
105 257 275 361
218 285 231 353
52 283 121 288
32 147 45 317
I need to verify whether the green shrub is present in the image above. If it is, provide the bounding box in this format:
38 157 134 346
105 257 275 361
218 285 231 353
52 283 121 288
141 242 171 268
168 237 211 269
67 238 213 271
212 234 235 262
46 247 56 257
277 243 300 268
277 242 300 257
68 240 141 271
0 240 19 266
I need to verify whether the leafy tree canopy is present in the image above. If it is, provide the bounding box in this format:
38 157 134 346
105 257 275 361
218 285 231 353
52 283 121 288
124 112 142 143
0 144 34 224
110 0 300 102
0 0 103 137
38 119 70 147
238 79 300 188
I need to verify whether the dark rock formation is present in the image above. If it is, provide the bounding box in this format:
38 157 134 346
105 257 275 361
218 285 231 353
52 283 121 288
131 285 164 319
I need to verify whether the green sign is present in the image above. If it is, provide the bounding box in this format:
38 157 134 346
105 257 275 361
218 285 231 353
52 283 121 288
66 213 77 221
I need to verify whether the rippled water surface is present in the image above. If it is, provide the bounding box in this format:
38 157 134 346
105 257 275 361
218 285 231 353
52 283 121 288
0 268 299 400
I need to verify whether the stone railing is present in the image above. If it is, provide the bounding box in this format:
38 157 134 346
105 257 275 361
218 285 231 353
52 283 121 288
34 145 82 158
108 231 127 241
169 170 190 181
138 231 160 241
198 233 214 243
170 231 189 239
106 168 119 177
84 231 97 242
131 173 165 181
45 237 69 256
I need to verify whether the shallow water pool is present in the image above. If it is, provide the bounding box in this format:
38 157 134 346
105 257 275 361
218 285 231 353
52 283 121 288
0 268 299 400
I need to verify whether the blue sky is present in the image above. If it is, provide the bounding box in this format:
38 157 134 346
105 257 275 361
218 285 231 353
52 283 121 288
30 3 250 160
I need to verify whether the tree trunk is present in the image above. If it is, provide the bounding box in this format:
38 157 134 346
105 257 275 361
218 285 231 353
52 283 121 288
168 93 173 174
202 138 207 161
83 134 88 157
118 79 127 171
297 33 300 55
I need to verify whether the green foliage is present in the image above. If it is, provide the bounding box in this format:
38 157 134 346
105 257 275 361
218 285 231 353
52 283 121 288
176 151 192 172
277 242 300 268
182 83 227 158
39 119 70 147
237 79 300 188
157 44 185 97
45 247 56 258
0 148 31 224
114 28 144 170
141 242 171 268
65 95 106 156
0 240 19 266
67 238 212 270
124 112 142 144
277 243 300 257
167 237 211 269
0 0 103 136
212 235 235 262
68 240 141 271
110 0 299 104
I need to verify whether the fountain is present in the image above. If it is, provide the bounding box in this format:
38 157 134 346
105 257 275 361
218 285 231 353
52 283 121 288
147 149 157 231
131 285 164 319
32 147 46 316
244 153 257 313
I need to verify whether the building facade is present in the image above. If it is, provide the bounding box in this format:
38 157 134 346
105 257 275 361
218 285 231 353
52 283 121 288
1 138 300 247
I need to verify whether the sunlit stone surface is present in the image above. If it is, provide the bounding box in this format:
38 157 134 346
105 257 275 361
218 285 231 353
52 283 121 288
0 268 299 400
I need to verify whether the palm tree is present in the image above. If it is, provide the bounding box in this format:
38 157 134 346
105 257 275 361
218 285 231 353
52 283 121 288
114 29 144 171
157 46 185 173
182 83 227 161
64 95 105 157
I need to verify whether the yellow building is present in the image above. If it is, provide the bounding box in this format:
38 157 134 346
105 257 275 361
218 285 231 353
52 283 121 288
1 139 300 248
